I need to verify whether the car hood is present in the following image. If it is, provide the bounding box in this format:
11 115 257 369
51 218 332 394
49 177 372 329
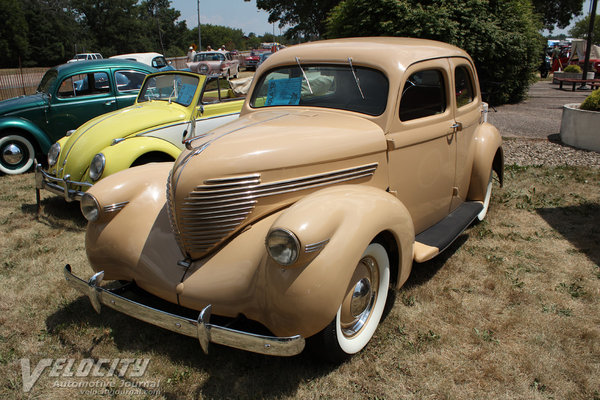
54 101 188 180
0 93 47 116
168 108 387 259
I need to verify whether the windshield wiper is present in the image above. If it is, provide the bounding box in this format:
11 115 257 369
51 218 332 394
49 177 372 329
348 57 365 100
296 57 313 95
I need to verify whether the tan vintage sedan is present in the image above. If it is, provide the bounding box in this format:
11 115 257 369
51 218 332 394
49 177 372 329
64 37 503 361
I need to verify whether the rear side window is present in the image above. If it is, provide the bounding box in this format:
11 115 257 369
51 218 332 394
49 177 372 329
399 69 446 121
455 66 475 108
57 72 110 98
115 70 147 92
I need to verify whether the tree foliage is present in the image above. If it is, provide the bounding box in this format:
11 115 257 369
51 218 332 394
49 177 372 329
531 0 584 30
326 0 544 104
256 0 339 39
569 15 600 44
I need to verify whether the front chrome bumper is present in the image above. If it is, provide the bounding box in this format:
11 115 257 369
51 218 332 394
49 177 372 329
35 162 92 202
63 265 305 357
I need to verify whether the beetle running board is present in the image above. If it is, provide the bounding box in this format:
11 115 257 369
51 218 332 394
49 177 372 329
414 201 483 263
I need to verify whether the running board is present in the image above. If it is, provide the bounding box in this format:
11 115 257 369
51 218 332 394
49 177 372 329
413 201 483 263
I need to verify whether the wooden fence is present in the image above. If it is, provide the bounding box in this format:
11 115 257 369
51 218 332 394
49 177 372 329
0 68 49 101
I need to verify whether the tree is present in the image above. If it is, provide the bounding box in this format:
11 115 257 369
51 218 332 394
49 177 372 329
0 0 29 68
570 15 600 43
326 0 544 104
531 0 584 30
256 0 340 39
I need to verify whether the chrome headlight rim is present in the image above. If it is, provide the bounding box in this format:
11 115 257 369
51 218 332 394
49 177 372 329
266 228 300 266
89 153 105 182
80 193 100 222
47 143 60 167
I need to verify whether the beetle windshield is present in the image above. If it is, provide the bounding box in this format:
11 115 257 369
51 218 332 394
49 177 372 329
137 74 199 106
250 64 388 116
37 69 58 94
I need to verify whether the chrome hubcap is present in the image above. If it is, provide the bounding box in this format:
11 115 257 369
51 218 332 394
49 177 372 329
340 256 379 338
2 144 24 165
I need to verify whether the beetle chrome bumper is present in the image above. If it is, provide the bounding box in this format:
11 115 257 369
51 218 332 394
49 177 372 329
63 265 305 357
35 162 92 202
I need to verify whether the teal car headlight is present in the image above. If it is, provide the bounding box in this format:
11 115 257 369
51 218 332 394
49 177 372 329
266 228 300 266
80 193 100 222
89 153 105 181
47 143 60 167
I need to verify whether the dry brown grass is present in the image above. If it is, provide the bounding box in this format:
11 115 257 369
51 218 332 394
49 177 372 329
0 165 599 399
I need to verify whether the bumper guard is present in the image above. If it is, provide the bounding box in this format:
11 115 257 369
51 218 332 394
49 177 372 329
63 265 305 357
35 162 92 202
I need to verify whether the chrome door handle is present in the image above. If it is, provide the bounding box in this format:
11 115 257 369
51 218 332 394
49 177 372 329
104 100 116 106
451 122 463 132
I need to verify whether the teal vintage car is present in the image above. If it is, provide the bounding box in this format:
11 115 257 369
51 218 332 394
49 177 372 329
0 59 156 174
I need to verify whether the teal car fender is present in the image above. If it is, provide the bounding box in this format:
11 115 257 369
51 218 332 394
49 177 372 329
0 116 53 153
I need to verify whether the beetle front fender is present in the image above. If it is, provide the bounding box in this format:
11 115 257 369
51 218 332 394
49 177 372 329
0 116 52 153
93 136 180 180
261 185 415 338
467 122 504 202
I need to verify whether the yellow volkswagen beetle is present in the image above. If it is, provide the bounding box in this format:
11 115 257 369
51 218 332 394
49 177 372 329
35 70 244 202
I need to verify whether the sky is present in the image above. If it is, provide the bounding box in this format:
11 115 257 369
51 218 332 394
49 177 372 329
170 0 281 36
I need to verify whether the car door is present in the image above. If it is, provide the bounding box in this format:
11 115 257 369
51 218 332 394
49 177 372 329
46 71 118 141
195 77 241 134
386 59 457 234
449 58 481 211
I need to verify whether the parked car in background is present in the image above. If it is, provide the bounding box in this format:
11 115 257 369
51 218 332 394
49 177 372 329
244 51 260 70
36 71 244 201
110 52 173 70
65 37 503 361
68 53 103 63
257 52 272 68
0 59 156 174
187 51 240 78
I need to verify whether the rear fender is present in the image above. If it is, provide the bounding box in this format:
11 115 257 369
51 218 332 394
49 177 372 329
262 185 415 337
467 122 504 201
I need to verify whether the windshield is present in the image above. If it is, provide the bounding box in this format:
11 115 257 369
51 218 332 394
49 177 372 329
137 74 199 106
152 56 168 68
37 69 58 94
250 64 388 116
194 53 225 62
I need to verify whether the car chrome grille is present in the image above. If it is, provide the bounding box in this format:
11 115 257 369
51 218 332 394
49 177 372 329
168 163 378 259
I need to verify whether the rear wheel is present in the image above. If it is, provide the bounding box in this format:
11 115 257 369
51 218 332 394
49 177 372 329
314 242 390 362
0 134 36 175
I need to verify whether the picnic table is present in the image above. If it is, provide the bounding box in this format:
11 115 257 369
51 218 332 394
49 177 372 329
554 77 600 91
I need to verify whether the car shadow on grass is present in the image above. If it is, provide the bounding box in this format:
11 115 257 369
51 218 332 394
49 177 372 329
21 196 86 230
46 291 339 399
537 203 600 266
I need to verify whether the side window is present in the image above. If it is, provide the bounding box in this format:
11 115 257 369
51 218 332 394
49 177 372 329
399 69 446 121
57 72 110 98
455 66 475 108
202 78 231 103
115 70 147 92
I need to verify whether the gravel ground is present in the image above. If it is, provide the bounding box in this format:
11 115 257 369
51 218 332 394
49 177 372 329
487 79 600 167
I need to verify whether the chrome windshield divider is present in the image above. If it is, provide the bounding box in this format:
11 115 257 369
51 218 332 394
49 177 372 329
348 57 365 99
295 57 313 94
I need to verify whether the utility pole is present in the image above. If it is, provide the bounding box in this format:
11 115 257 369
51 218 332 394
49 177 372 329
197 0 202 50
581 0 597 85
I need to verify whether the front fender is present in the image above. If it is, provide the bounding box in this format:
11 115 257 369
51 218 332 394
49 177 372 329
0 116 51 153
92 136 181 180
261 185 415 338
467 122 504 201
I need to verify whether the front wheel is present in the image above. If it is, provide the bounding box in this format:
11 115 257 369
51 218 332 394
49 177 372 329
313 242 390 362
0 134 36 175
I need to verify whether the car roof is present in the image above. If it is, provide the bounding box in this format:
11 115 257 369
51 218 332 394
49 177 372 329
54 59 156 74
110 52 164 62
266 37 470 71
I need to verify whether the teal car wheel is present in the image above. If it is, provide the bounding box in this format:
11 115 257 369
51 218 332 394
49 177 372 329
0 134 36 175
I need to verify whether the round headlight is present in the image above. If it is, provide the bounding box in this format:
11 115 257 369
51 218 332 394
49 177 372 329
47 143 60 167
200 64 209 74
80 193 100 222
89 153 105 181
266 229 300 266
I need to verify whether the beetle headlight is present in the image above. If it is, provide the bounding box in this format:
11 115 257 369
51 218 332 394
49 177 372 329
80 193 100 222
266 228 300 266
47 143 60 167
89 153 105 181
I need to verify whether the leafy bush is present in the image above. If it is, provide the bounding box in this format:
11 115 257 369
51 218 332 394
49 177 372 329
563 64 582 73
580 89 600 112
326 0 544 105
